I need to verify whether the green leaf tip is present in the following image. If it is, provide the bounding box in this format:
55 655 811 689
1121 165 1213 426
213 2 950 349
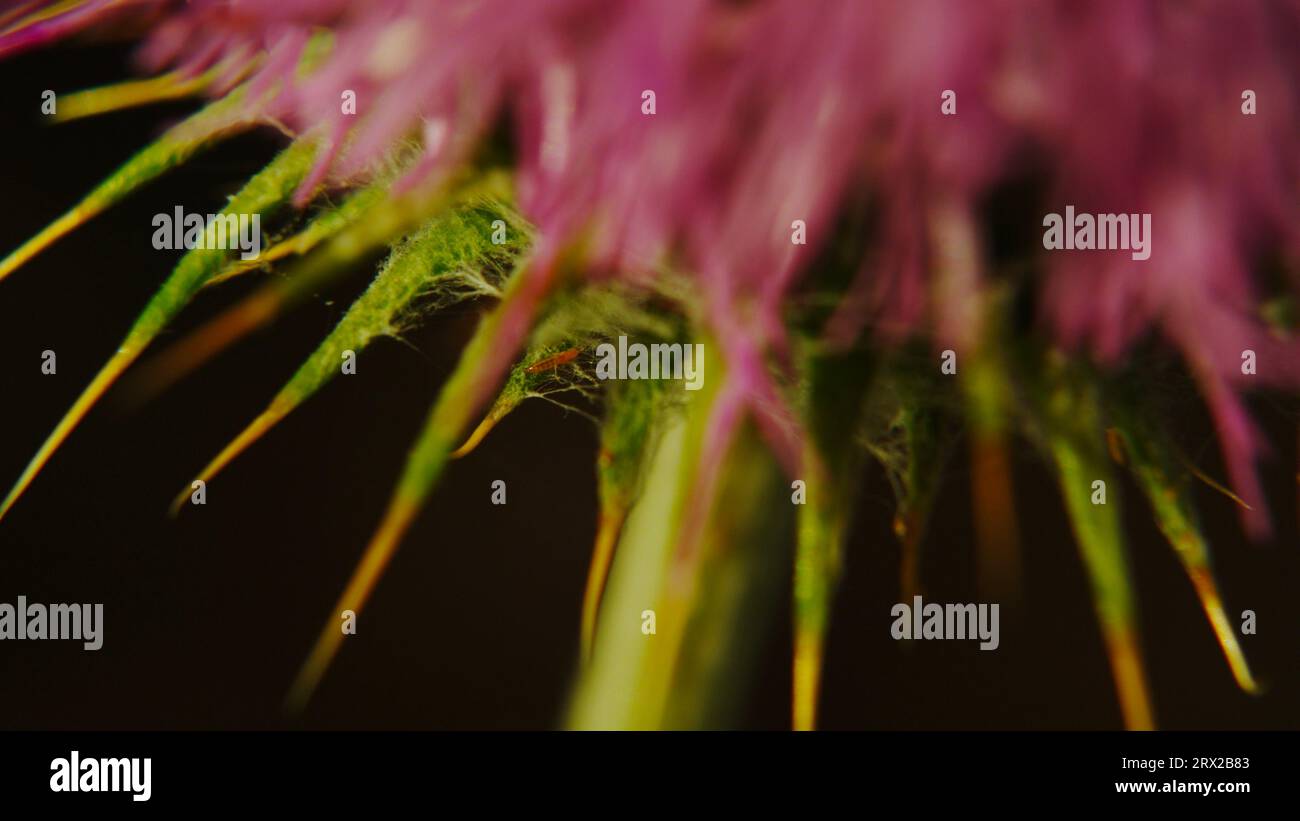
0 138 317 525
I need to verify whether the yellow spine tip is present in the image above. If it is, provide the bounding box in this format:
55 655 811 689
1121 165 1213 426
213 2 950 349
170 406 288 518
284 491 423 713
449 413 499 459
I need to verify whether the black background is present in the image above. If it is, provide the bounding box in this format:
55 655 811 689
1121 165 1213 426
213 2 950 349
2 731 1287 807
0 40 1297 731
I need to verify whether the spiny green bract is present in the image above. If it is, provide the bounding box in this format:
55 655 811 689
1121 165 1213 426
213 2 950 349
284 200 531 395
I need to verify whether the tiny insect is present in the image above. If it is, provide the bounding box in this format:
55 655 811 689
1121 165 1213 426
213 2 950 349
524 347 581 374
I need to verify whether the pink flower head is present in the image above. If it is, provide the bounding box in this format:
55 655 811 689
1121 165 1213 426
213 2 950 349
6 0 1299 532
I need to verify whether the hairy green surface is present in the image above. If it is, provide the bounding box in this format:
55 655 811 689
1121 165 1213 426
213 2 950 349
134 138 320 341
177 196 531 500
284 200 529 402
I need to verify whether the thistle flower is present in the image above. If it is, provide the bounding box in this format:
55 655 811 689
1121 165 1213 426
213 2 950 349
2 0 1297 729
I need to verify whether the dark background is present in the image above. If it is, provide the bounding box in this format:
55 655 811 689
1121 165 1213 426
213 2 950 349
1 41 1297 730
